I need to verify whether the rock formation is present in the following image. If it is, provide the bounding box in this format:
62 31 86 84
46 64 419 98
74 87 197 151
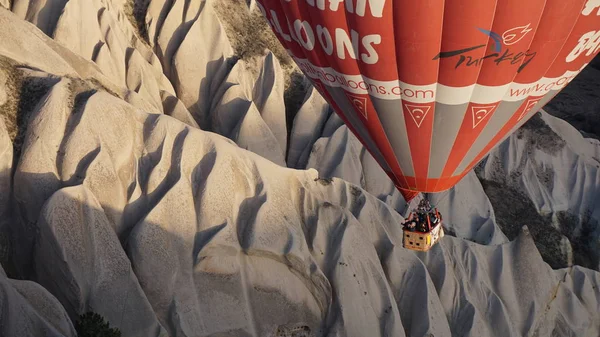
0 2 598 337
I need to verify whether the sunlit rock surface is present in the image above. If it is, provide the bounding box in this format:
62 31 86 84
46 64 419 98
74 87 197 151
0 3 598 337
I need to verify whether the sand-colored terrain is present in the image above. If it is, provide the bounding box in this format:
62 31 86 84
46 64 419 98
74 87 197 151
0 1 599 336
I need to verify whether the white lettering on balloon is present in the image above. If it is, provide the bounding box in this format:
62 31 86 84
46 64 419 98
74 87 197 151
508 75 578 97
336 28 359 60
258 0 384 65
284 0 386 18
566 30 600 62
317 26 334 55
361 34 381 64
345 0 385 18
294 20 316 50
582 0 600 16
271 10 291 42
271 17 383 64
501 23 532 45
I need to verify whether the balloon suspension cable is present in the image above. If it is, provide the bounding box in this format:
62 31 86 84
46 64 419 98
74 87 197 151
429 190 451 209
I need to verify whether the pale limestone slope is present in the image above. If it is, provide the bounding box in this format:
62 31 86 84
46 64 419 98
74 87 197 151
6 0 291 165
0 2 599 337
478 111 600 270
0 265 76 337
6 67 598 336
287 84 332 170
13 0 175 106
304 114 508 245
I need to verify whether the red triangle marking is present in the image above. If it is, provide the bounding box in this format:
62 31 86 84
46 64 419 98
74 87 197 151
345 92 368 119
471 104 497 128
404 104 431 128
518 98 541 121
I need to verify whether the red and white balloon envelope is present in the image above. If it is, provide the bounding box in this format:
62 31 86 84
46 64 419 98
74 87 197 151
256 0 600 201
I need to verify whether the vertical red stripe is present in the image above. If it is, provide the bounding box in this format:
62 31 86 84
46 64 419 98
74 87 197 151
315 82 411 194
514 0 587 83
343 0 413 191
257 0 600 196
260 0 412 194
402 101 435 190
392 1 444 191
439 102 499 178
436 0 497 87
463 99 536 176
361 96 413 191
545 2 600 78
465 1 599 176
438 0 546 183
475 0 547 86
392 0 444 85
344 0 396 81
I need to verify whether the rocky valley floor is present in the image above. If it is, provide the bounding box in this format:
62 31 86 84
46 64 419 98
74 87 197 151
0 1 599 337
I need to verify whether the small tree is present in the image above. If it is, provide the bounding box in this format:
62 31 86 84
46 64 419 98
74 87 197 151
75 312 121 337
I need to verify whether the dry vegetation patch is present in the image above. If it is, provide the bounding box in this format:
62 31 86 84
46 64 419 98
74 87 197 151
479 179 572 269
213 0 311 142
213 0 293 70
0 56 22 142
124 0 152 45
0 56 106 161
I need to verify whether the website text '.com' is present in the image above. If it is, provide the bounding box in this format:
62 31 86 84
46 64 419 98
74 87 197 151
298 61 435 99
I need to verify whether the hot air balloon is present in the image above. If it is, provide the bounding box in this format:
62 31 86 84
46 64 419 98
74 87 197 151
256 0 600 202
256 0 600 250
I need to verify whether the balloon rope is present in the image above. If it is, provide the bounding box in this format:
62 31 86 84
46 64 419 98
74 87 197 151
431 190 451 209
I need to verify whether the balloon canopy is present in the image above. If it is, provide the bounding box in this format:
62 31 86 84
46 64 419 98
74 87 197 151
255 0 600 201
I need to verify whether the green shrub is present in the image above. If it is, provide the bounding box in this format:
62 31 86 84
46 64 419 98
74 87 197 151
75 312 121 337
